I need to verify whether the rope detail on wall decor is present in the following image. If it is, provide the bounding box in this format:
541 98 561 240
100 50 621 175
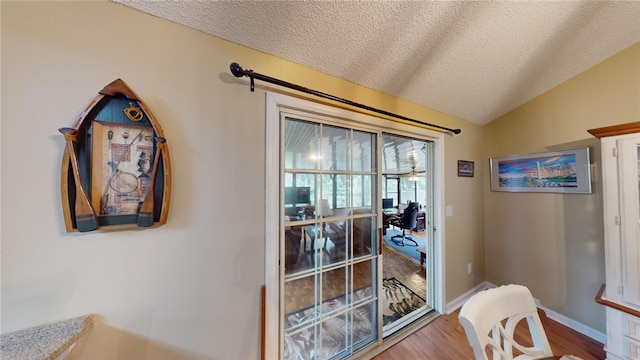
229 62 462 135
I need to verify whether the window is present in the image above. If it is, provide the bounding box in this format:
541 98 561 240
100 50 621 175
383 176 399 205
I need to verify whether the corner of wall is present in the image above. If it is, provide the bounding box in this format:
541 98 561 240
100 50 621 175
444 281 494 314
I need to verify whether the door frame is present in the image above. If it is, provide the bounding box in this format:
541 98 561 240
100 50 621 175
264 92 446 359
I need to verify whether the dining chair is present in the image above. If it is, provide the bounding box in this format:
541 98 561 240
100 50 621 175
458 284 581 360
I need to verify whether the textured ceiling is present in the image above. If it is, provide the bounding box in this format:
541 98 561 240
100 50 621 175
113 1 639 125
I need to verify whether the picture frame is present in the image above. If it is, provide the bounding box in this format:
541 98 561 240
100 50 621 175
58 79 171 232
458 160 474 177
91 121 155 216
489 147 591 193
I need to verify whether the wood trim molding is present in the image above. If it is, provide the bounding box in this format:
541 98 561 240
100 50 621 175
595 284 640 318
588 121 640 138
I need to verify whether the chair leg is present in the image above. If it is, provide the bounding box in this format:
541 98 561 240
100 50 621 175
390 234 405 246
403 236 418 246
391 229 419 246
402 229 418 246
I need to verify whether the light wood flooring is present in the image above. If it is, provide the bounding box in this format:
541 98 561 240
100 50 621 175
382 230 427 299
374 308 605 360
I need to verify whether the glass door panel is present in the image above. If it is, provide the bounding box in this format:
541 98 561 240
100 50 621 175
282 116 378 359
320 125 350 172
352 131 374 173
284 120 320 171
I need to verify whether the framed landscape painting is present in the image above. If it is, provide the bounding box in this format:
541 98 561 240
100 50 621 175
490 147 592 193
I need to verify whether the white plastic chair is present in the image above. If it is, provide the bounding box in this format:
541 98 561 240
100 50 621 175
458 284 557 360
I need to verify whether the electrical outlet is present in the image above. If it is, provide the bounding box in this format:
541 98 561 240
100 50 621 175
467 263 472 274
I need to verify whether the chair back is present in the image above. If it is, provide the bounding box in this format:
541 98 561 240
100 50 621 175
458 284 553 360
401 205 419 229
397 203 407 213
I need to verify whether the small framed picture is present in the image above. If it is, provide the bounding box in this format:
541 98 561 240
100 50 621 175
458 160 474 177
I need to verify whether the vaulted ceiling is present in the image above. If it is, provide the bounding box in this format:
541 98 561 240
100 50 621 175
114 1 639 126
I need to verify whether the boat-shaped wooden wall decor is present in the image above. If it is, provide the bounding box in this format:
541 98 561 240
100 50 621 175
59 79 171 232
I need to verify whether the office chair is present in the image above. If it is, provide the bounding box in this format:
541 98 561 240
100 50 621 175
459 284 580 360
390 203 419 246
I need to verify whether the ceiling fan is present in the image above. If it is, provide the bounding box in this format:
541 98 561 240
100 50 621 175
406 165 423 182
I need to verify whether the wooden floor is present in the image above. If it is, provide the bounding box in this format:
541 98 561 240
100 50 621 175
382 243 426 298
373 308 606 360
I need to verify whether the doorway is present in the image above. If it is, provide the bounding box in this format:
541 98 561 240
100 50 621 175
380 133 436 336
264 93 444 359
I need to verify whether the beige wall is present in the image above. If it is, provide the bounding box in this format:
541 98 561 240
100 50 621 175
483 43 640 333
1 1 484 358
444 121 486 300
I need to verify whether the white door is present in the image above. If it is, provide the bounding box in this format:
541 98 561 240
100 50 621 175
618 135 640 307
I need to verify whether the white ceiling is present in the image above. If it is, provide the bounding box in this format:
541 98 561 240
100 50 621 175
113 1 639 125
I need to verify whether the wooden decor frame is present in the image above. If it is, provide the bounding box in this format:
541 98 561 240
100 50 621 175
59 79 171 232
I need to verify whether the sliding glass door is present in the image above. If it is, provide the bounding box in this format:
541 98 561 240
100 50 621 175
281 116 379 360
265 93 445 360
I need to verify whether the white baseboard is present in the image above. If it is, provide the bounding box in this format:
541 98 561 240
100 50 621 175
446 282 606 344
444 281 494 314
534 300 606 344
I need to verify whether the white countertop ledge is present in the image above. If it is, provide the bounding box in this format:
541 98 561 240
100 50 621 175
1 315 93 360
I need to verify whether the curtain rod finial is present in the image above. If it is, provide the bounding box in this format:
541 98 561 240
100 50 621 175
230 62 246 78
453 129 462 134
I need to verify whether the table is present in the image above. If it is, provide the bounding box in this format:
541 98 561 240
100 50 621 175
416 245 426 265
304 225 335 264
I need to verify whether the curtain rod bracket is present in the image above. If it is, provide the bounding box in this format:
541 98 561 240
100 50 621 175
229 62 461 135
231 63 255 92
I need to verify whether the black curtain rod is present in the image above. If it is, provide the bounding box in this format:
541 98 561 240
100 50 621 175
229 62 461 135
